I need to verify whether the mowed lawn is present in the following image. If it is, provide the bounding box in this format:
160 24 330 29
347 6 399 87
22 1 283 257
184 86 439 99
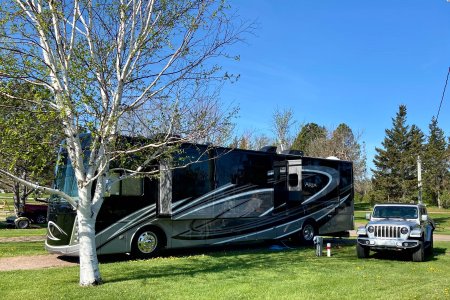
0 241 449 299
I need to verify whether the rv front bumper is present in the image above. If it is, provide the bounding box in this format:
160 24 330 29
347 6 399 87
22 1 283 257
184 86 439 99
45 241 80 256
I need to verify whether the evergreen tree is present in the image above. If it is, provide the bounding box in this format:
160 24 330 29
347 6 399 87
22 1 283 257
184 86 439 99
291 123 326 153
372 105 421 203
403 125 424 200
423 117 449 208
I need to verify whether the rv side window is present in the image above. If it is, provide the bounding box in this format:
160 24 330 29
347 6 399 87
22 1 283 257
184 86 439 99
109 173 121 195
108 173 143 196
122 177 143 196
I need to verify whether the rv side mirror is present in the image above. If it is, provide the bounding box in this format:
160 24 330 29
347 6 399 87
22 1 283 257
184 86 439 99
365 213 371 220
421 214 428 221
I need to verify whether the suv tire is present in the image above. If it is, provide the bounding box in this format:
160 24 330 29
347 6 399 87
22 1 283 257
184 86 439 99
412 242 424 262
356 243 370 258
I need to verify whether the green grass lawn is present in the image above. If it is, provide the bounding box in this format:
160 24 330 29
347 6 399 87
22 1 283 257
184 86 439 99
0 242 449 299
0 227 47 238
0 241 46 258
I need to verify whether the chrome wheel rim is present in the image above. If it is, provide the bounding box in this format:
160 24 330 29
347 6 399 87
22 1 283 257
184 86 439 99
137 231 158 254
303 224 314 241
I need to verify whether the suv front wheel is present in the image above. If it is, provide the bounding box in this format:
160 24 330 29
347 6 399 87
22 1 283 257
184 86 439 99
412 242 424 262
356 243 370 258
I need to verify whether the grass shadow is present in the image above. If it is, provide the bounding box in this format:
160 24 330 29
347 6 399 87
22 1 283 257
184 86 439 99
433 216 450 233
92 241 318 284
93 238 358 284
367 246 446 262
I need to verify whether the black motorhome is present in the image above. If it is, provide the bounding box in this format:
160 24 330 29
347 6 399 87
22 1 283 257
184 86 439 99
46 140 354 257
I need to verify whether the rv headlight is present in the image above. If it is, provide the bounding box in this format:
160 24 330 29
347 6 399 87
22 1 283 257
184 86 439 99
400 227 409 235
367 226 374 233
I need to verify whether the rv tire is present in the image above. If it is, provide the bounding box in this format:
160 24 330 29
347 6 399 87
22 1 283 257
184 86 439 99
299 221 316 245
132 227 164 259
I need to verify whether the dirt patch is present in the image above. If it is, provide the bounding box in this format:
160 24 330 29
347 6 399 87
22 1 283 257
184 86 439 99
0 254 78 271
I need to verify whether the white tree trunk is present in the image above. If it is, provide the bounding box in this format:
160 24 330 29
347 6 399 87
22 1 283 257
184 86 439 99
77 188 102 286
438 191 442 209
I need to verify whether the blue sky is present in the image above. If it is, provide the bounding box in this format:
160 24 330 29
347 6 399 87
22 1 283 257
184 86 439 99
221 1 450 173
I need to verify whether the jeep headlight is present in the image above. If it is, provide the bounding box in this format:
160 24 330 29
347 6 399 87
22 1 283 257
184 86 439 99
367 226 374 233
400 227 409 235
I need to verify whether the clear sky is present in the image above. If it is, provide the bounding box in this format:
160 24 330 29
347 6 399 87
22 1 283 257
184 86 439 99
221 0 450 174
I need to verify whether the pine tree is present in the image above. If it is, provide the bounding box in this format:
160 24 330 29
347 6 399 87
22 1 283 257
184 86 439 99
403 125 424 200
291 123 326 153
372 105 421 203
423 117 449 208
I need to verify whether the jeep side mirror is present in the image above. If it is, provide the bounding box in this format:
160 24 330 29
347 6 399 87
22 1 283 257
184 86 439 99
421 214 428 221
365 213 371 220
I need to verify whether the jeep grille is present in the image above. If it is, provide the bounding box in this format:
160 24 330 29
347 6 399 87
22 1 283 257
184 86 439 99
373 225 401 238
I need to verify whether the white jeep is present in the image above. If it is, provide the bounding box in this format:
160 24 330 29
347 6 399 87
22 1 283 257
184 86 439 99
356 203 435 262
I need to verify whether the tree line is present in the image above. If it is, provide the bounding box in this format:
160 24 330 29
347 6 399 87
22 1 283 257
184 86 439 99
372 105 450 208
228 107 368 199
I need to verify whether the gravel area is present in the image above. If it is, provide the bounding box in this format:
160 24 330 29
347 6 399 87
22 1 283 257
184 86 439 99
0 254 78 271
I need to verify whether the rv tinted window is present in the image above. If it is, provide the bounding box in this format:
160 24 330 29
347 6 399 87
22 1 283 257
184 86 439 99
215 150 272 187
339 162 352 190
109 173 121 195
108 173 143 196
172 145 213 201
122 177 143 196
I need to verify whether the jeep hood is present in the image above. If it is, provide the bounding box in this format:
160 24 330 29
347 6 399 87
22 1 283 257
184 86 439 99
367 220 418 228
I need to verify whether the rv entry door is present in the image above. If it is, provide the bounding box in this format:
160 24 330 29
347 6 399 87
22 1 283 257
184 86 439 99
273 160 303 212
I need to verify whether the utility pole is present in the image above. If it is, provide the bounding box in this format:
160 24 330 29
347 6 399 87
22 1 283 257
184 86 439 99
417 156 423 204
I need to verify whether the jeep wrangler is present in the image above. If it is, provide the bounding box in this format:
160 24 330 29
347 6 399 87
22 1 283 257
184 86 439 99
356 203 434 262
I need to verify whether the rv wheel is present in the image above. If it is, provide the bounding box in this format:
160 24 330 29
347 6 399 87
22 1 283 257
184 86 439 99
132 228 163 258
299 221 316 245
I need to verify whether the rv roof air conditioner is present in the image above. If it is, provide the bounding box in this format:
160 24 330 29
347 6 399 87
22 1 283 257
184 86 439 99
259 146 277 153
281 150 304 156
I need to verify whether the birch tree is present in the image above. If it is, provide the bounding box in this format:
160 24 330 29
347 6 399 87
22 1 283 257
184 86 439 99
0 0 246 286
272 107 295 152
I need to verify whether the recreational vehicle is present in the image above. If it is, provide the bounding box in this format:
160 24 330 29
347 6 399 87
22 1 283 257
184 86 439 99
46 138 354 257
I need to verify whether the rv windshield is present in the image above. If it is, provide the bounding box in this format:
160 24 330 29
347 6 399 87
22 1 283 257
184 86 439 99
372 206 418 219
54 161 78 199
52 135 93 201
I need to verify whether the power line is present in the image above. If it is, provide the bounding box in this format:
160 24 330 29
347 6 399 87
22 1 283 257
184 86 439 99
436 67 450 122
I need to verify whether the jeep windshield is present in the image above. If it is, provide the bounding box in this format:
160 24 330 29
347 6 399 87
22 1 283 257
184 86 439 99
372 206 418 219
